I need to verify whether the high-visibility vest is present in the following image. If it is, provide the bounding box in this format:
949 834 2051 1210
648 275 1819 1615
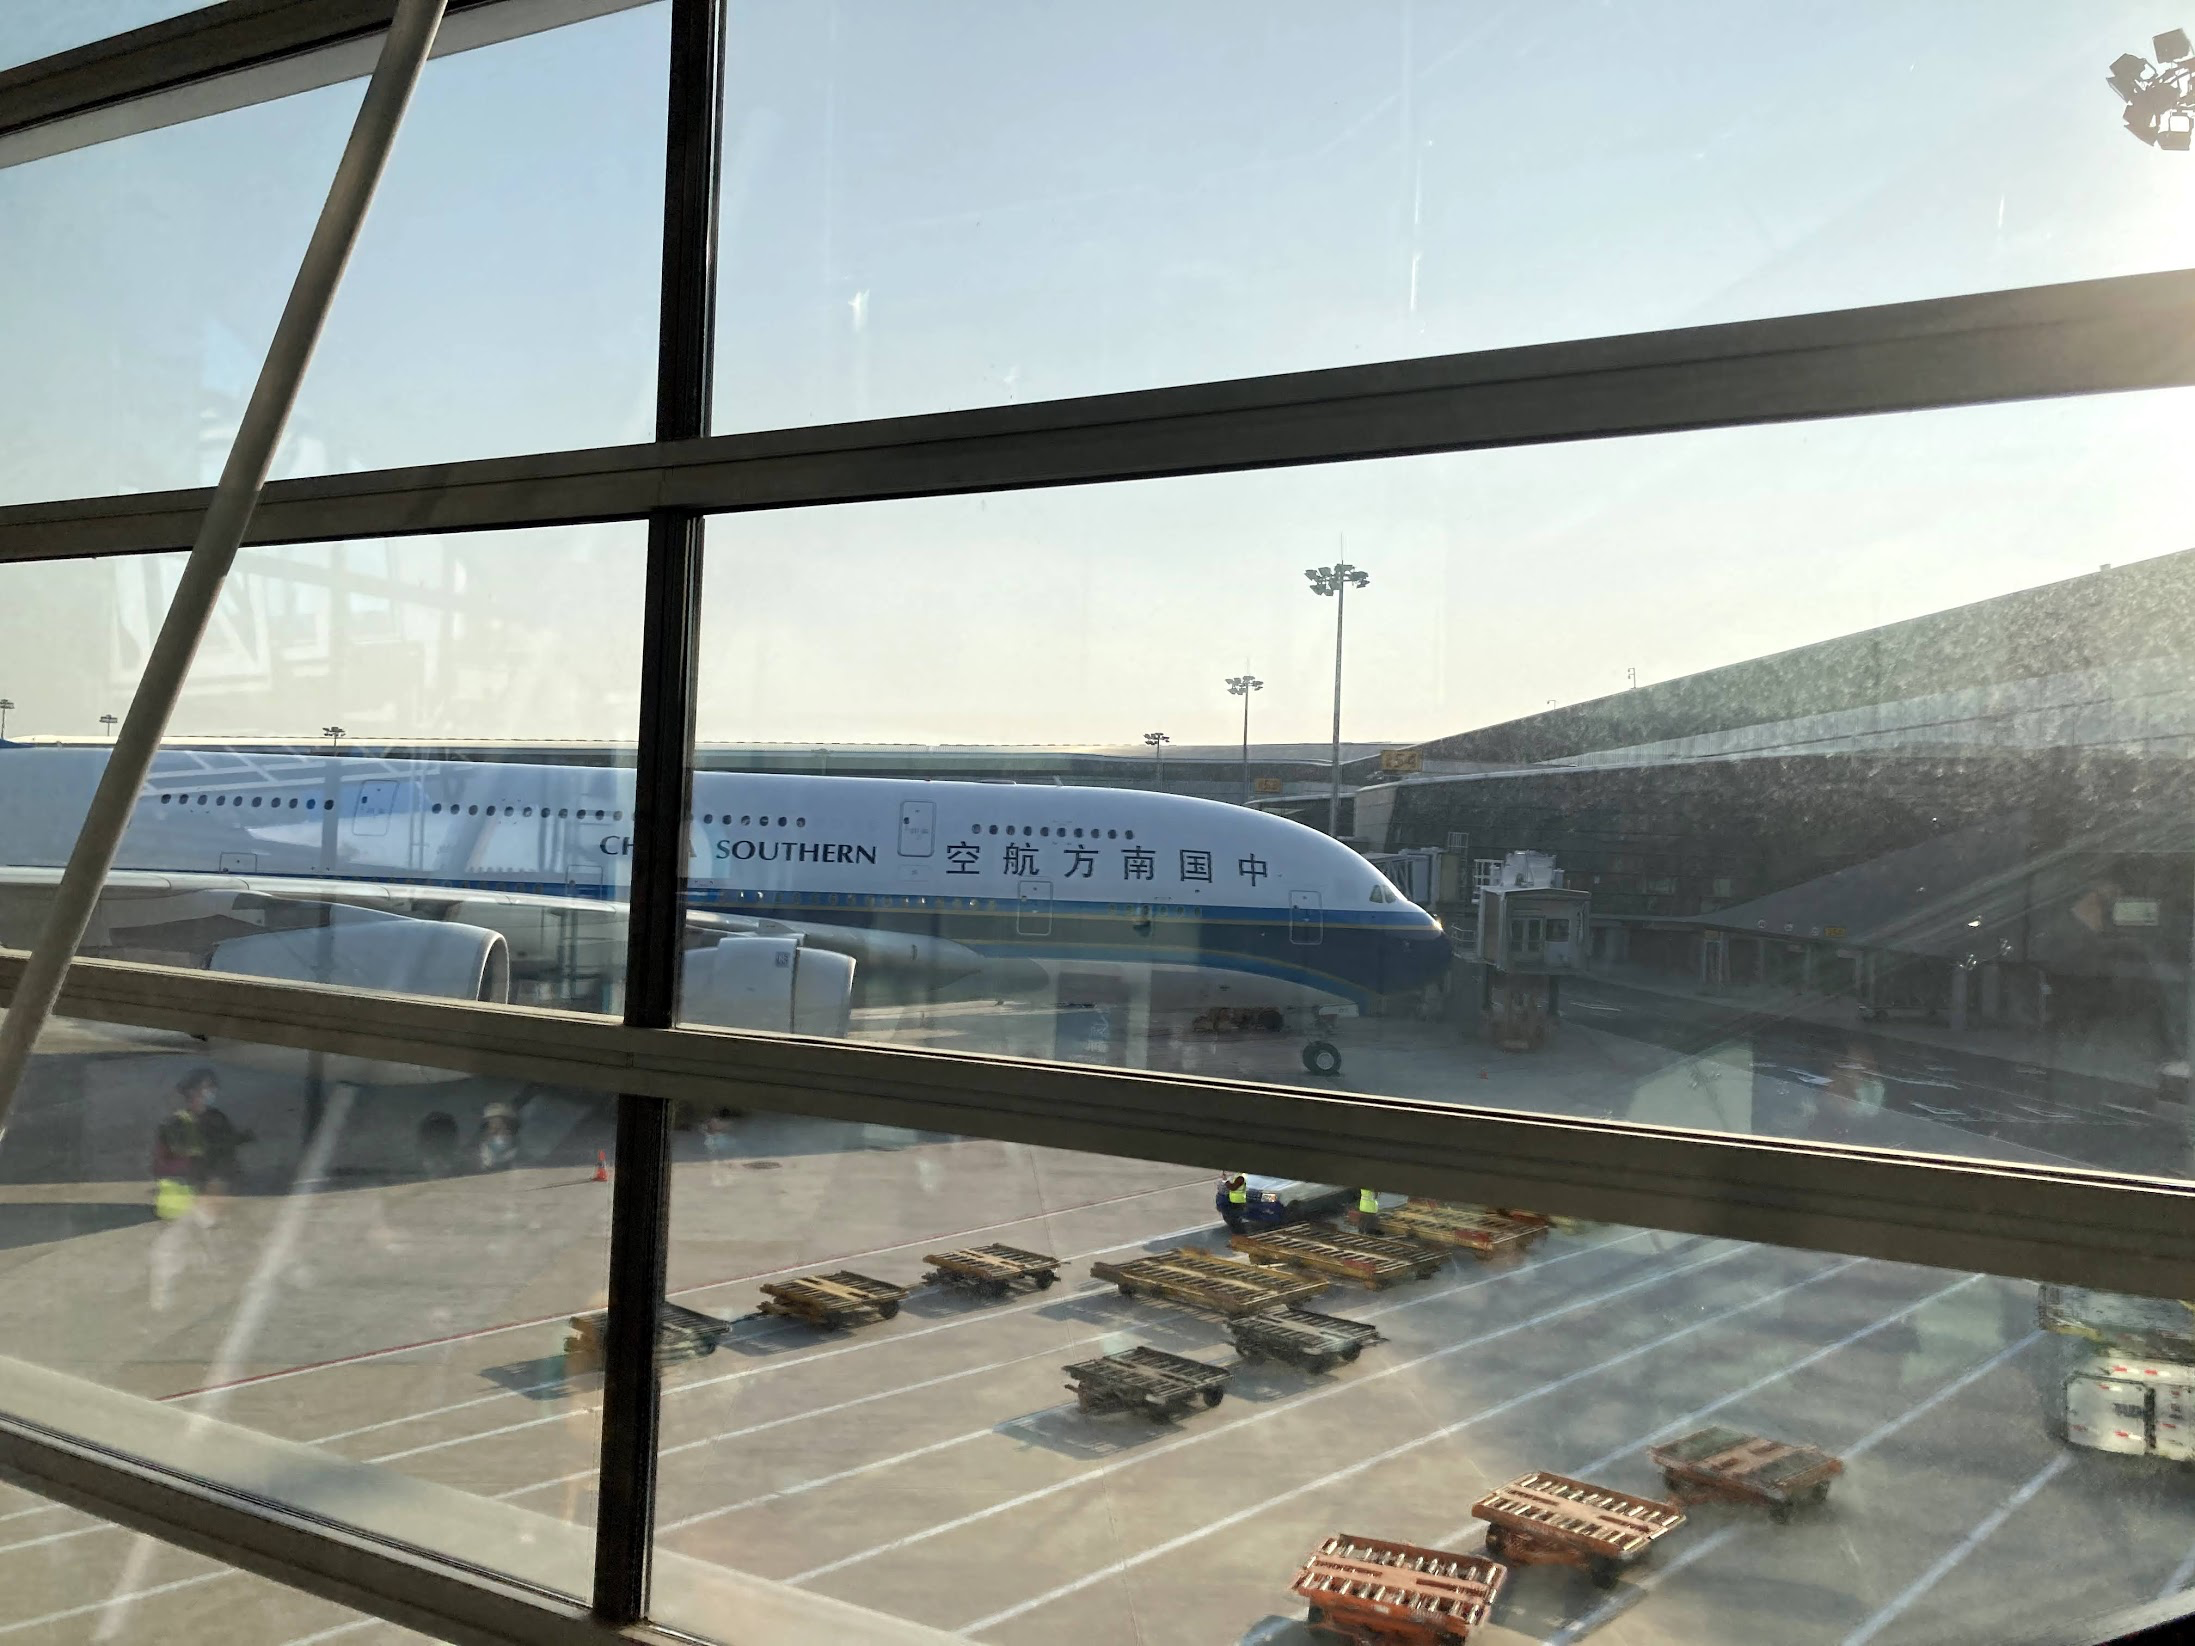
1227 1184 1248 1206
155 1178 197 1221
1359 1189 1380 1215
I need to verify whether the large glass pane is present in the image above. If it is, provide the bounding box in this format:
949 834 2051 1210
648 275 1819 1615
652 1107 2176 1645
679 388 2195 1179
0 1021 615 1606
716 0 2195 431
0 525 644 1015
0 4 664 508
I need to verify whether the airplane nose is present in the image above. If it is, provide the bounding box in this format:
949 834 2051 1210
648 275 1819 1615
1389 921 1451 990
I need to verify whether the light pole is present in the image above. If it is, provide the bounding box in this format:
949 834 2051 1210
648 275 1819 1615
0 700 13 742
98 714 118 740
1143 730 1170 787
322 724 345 751
1225 674 1263 804
1305 559 1369 838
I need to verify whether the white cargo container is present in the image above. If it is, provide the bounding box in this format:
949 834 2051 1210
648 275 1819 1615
2064 1356 2195 1460
2042 1285 2195 1460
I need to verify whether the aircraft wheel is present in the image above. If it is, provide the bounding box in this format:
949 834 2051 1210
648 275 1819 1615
1301 1040 1343 1076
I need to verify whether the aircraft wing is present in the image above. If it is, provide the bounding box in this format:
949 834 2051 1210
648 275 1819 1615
0 866 985 992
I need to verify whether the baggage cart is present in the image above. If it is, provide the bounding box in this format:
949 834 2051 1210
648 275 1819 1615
1230 1223 1446 1289
757 1270 908 1329
563 1300 733 1375
1090 1246 1327 1315
922 1243 1060 1296
1471 1471 1684 1588
1227 1307 1383 1372
1291 1532 1506 1646
1647 1426 1842 1519
1062 1345 1231 1422
1360 1200 1547 1260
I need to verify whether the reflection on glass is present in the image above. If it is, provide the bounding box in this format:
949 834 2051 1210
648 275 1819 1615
0 527 644 1012
0 5 663 508
0 1026 615 1616
651 1109 2178 1646
664 394 2195 1179
717 0 2195 430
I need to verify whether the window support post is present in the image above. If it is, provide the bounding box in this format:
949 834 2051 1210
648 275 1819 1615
591 0 725 1624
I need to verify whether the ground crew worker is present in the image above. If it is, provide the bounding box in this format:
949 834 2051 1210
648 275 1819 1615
1358 1188 1381 1221
1220 1174 1250 1232
151 1070 214 1221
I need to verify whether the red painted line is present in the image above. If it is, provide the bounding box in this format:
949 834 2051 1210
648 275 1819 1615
158 1176 1210 1402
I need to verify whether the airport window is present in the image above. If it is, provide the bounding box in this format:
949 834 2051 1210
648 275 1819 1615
10 10 2195 1646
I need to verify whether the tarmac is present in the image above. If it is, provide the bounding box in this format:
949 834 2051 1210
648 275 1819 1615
0 1002 2186 1645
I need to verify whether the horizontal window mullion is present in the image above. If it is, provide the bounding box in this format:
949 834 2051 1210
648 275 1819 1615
5 266 2195 565
4 946 2192 1297
0 0 652 170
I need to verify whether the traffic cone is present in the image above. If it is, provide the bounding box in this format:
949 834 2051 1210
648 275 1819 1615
593 1151 611 1183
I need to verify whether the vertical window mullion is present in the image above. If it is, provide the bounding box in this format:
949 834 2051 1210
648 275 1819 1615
591 0 725 1624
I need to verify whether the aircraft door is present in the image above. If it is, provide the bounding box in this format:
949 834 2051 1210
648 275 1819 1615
351 779 398 837
1017 879 1053 936
897 799 935 857
1289 889 1322 945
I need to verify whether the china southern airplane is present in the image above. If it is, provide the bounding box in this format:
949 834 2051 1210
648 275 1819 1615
0 747 1447 1087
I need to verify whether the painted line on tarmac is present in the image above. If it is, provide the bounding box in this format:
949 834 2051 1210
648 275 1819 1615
328 1209 1230 1446
0 1212 1229 1564
360 1216 1224 1466
644 1232 1655 1529
786 1241 1752 1588
1432 1271 1985 1546
161 1176 1211 1403
1840 1453 2073 1646
949 1254 1860 1635
0 1570 221 1638
0 1236 1690 1641
1541 1329 2048 1645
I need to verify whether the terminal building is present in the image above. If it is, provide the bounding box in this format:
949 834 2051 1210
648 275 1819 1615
1338 552 2195 1088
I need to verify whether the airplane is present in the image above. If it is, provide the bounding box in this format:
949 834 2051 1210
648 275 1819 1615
0 747 1448 1144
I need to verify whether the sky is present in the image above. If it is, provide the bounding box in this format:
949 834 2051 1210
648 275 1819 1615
6 1 2195 749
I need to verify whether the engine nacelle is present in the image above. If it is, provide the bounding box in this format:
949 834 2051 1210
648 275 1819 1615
682 935 854 1038
209 911 510 1003
206 911 510 1086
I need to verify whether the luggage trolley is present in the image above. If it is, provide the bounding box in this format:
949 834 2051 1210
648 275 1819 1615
1090 1247 1327 1315
1291 1532 1506 1645
1228 1307 1383 1372
1648 1426 1843 1520
757 1270 909 1329
564 1300 734 1375
1358 1200 1547 1261
922 1243 1060 1297
1230 1223 1446 1289
1062 1345 1232 1422
1471 1470 1685 1589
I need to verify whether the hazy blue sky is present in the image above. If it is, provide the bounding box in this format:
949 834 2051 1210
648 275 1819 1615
6 2 2195 748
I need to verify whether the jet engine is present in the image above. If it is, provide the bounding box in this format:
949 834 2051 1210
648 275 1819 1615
681 934 854 1037
205 908 510 1086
